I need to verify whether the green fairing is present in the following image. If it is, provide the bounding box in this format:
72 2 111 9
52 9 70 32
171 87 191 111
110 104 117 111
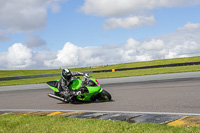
47 78 107 102
69 78 103 101
48 85 59 92
47 80 59 92
68 78 82 90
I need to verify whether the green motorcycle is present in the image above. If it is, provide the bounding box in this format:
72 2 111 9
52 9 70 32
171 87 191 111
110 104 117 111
47 75 112 103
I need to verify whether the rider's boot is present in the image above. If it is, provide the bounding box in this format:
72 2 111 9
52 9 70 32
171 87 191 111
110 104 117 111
60 90 81 103
60 91 71 103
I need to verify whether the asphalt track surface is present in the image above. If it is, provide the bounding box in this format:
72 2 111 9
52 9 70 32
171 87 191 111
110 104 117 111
0 72 200 114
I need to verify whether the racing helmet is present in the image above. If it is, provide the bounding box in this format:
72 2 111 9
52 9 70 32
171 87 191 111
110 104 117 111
61 68 72 81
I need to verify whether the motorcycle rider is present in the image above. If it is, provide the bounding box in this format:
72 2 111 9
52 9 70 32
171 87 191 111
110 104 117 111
58 68 88 102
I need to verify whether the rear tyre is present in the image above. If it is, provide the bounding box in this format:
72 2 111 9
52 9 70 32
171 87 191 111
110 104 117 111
97 90 112 102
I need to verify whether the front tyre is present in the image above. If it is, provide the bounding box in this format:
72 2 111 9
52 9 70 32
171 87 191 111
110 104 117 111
97 90 112 102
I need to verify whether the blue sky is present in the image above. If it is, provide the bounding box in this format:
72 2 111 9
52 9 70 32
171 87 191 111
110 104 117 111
1 0 200 70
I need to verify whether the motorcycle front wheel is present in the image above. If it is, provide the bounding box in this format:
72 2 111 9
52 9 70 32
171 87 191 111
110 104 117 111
97 90 112 102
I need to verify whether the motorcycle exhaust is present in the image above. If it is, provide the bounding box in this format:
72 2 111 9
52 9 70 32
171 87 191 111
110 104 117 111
48 93 68 102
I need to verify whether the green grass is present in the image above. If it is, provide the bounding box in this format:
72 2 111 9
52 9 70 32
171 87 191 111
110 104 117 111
1 56 200 78
91 65 200 79
0 76 60 86
0 56 200 86
0 65 200 86
1 114 200 133
0 69 61 77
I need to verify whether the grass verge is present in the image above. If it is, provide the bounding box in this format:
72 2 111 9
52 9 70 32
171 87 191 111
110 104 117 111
0 56 200 86
1 114 200 133
1 56 200 78
0 65 200 86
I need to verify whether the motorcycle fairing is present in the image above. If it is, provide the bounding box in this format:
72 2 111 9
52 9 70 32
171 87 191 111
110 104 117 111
47 80 59 92
69 78 103 101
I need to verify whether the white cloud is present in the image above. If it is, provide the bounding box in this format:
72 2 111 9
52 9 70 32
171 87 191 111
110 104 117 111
0 43 54 69
32 51 57 69
142 39 164 51
81 0 200 17
43 22 200 68
165 41 200 59
103 16 156 30
178 22 200 32
1 22 200 70
44 42 106 68
157 22 200 43
45 42 80 67
81 0 200 30
25 35 46 48
0 0 64 33
6 43 34 69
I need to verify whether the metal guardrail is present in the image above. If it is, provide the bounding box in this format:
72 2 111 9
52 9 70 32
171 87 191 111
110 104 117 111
0 61 200 81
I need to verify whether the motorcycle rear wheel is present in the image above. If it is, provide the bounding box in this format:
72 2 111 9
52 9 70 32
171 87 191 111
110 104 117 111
97 90 111 102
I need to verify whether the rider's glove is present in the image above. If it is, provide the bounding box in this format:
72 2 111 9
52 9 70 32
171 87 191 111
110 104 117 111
77 71 84 75
84 73 89 77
